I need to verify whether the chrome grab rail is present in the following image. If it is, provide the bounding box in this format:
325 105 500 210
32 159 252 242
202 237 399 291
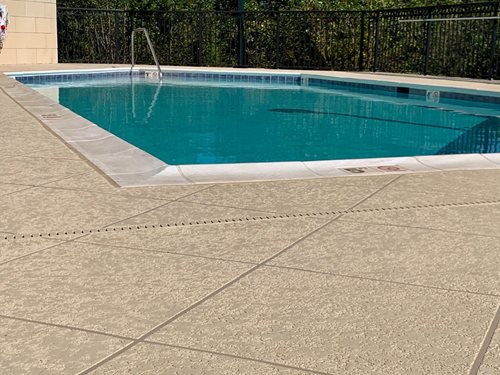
130 27 162 79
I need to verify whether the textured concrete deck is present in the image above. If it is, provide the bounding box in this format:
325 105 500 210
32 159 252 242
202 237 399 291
0 65 499 374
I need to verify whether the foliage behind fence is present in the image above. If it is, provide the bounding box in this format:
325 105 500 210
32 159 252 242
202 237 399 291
57 2 500 79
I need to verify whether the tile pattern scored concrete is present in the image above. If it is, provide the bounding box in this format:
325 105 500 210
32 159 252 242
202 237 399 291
92 342 316 375
0 65 499 374
0 317 130 375
267 218 500 296
149 267 498 375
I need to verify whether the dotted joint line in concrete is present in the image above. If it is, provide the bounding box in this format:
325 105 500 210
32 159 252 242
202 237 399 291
2 199 500 241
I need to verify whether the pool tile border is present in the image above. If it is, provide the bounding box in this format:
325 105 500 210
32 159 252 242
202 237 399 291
2 68 500 187
12 68 301 86
304 76 500 105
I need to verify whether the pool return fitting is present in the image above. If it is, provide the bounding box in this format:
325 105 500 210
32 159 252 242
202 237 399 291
130 28 162 80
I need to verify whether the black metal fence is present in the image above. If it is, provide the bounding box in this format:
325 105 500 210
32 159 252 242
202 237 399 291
57 2 500 79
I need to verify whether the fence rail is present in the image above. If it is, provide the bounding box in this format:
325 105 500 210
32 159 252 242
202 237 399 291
57 2 500 79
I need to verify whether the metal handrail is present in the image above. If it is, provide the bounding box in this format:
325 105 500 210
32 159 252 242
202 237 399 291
130 27 162 79
399 16 500 23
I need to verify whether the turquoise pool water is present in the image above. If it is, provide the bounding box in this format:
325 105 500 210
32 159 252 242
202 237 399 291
30 76 500 165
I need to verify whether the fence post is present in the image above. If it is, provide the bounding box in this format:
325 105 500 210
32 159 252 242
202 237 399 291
359 11 365 71
489 3 499 80
130 11 135 64
114 12 120 64
372 11 381 72
238 11 246 66
276 12 281 69
423 8 433 76
197 12 203 65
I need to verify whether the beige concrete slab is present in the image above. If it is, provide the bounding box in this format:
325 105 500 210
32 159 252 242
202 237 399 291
0 155 94 185
114 201 276 227
80 217 328 264
479 322 500 375
0 64 132 73
0 241 249 337
0 182 31 196
0 317 130 375
122 184 214 202
0 118 56 135
345 203 500 238
0 133 67 158
27 145 81 160
93 342 314 375
269 219 500 295
45 171 213 201
181 176 394 214
150 267 499 374
356 170 500 210
0 187 164 234
0 234 62 264
0 105 43 126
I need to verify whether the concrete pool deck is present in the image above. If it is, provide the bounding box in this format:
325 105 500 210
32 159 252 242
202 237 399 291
0 64 499 374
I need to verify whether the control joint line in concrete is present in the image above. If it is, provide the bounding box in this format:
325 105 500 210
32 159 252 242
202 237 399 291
178 198 278 214
100 184 216 229
338 217 500 239
0 314 134 342
469 304 500 375
77 216 343 374
4 198 499 242
0 233 91 267
0 314 332 375
77 174 402 374
264 264 500 298
139 340 335 375
73 239 258 266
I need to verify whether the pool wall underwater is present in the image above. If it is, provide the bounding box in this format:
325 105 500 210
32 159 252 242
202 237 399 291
5 67 500 187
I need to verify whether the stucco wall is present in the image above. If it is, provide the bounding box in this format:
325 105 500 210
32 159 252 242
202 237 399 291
0 0 57 64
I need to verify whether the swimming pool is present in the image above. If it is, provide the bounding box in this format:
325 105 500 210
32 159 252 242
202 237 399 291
23 72 500 165
7 69 500 185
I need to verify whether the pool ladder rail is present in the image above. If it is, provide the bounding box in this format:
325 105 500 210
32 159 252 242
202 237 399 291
130 28 162 80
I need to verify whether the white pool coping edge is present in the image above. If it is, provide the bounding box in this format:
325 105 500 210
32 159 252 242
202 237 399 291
3 67 500 187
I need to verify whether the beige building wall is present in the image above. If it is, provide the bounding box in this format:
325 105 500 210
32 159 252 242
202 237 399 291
0 0 57 65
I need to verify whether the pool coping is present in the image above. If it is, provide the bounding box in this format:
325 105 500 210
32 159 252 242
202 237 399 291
3 67 500 187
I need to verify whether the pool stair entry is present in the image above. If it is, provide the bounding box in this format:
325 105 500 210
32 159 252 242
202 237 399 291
130 28 162 80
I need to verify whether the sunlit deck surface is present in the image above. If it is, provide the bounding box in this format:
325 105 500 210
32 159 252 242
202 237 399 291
0 64 499 375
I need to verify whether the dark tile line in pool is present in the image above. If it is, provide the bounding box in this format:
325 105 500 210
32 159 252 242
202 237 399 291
15 70 145 84
15 71 301 86
14 71 499 105
440 91 500 104
307 78 500 105
161 72 300 84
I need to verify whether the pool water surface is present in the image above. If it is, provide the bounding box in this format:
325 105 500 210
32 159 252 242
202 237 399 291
29 75 500 165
